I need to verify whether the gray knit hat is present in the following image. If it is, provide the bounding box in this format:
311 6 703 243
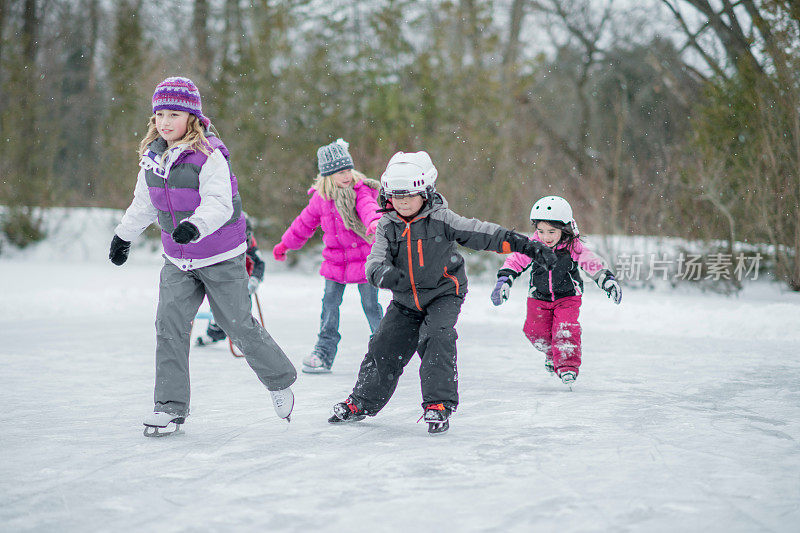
317 138 354 176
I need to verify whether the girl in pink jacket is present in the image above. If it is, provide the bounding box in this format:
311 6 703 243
273 139 383 373
490 196 622 386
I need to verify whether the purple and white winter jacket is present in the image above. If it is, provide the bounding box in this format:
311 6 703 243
115 135 246 270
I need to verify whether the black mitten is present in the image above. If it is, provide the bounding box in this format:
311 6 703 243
505 231 557 269
522 240 557 269
109 235 131 266
377 266 406 290
172 221 200 244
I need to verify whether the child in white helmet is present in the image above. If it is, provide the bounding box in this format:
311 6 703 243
328 151 556 434
490 195 621 385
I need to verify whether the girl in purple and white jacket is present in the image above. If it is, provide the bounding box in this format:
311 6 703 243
272 139 383 374
108 77 296 436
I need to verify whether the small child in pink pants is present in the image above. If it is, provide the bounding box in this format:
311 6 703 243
490 196 621 385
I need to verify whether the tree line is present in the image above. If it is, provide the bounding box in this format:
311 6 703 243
0 0 798 289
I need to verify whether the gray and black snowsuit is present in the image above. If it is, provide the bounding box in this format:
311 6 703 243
348 193 538 414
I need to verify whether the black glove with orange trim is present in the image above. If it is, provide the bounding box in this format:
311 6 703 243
505 231 557 269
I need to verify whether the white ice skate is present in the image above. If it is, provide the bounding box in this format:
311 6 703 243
143 411 185 437
270 387 294 422
302 353 332 374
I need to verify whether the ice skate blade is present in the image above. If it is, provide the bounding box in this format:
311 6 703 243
427 420 450 434
328 414 366 424
143 423 182 437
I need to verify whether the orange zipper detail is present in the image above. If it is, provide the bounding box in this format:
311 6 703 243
443 266 460 295
403 224 422 310
417 239 424 267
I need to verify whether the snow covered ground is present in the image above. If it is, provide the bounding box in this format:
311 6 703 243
1 210 799 532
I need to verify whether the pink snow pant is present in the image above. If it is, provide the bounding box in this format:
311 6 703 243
523 295 582 375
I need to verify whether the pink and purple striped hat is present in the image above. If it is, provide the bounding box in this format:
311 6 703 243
152 77 211 129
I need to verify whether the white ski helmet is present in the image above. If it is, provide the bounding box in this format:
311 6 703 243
380 151 438 198
530 196 578 234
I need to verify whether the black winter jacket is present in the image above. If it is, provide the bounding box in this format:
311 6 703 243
498 236 611 301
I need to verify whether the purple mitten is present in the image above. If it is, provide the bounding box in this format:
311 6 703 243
490 276 511 306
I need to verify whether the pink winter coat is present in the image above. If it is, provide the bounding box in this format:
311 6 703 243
279 180 382 284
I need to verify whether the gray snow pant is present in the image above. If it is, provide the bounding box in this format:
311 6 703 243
153 255 297 416
350 294 463 414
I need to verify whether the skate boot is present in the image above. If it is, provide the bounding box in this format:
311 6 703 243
196 323 226 346
544 358 555 374
143 411 185 437
302 352 332 374
328 398 366 423
559 370 577 387
270 387 294 422
423 403 451 434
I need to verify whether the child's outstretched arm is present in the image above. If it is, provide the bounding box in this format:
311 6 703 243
111 168 159 265
570 239 621 304
273 192 324 261
115 168 159 242
432 210 556 268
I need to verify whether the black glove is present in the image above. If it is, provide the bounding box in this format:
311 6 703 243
522 240 557 269
376 266 406 290
109 235 131 266
506 231 557 269
172 221 200 244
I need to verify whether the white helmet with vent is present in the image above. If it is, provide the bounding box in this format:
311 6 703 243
530 196 578 234
380 151 438 197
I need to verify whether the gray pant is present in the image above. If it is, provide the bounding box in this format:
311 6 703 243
312 280 383 367
154 255 297 416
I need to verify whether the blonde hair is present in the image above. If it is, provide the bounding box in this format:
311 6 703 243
312 169 366 200
138 113 211 158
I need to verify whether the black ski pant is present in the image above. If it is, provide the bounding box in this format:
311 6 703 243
350 294 463 414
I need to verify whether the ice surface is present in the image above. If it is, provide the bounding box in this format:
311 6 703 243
1 210 799 532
